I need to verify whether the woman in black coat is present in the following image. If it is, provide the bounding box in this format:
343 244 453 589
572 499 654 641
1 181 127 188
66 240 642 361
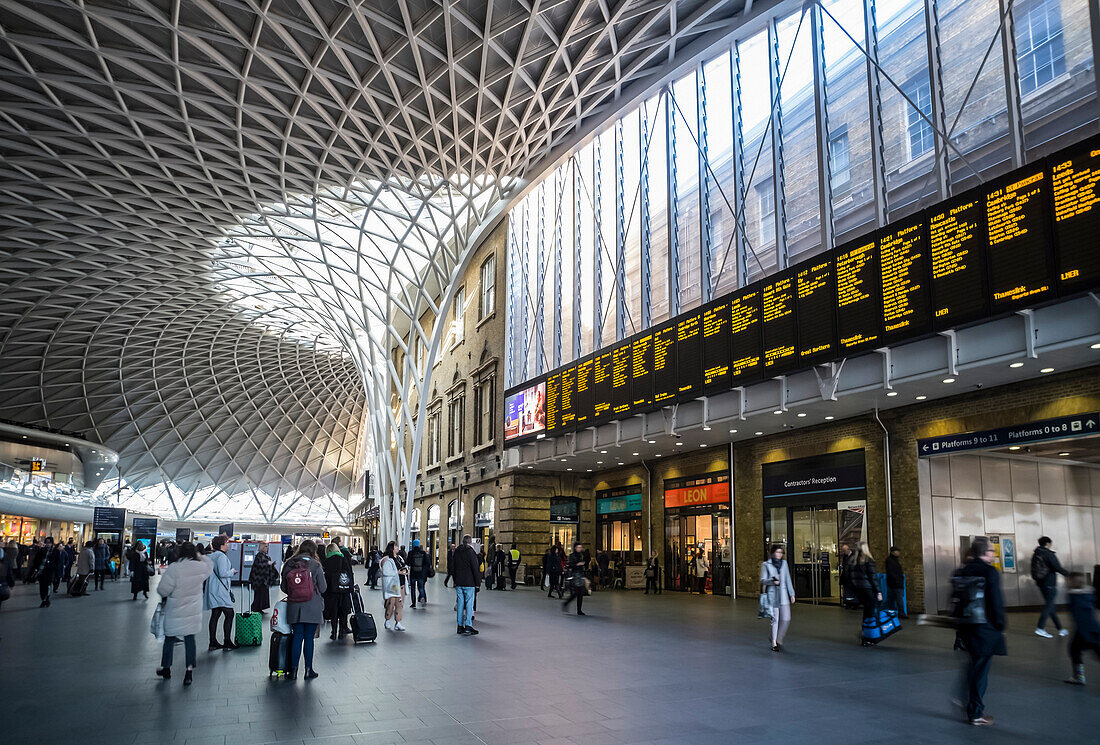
322 543 354 639
127 541 150 600
249 543 279 612
847 541 881 630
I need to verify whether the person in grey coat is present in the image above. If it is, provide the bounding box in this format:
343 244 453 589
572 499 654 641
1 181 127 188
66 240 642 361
202 535 237 650
760 544 795 652
280 539 327 680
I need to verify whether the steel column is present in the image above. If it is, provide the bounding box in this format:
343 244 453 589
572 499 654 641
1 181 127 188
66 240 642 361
811 1 835 254
769 17 787 268
864 0 889 227
1000 0 1026 168
923 0 950 200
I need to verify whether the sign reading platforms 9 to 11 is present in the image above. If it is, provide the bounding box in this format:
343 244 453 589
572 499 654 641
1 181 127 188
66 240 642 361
503 133 1100 446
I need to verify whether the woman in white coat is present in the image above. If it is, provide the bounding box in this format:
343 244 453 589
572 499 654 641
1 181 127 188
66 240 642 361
202 534 237 650
156 542 213 685
760 544 795 652
379 541 406 631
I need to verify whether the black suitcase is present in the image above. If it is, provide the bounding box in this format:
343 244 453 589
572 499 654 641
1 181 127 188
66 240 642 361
69 575 89 596
268 630 292 676
349 586 376 643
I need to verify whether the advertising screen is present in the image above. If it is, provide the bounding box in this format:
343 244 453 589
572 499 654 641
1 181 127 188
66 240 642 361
503 380 547 442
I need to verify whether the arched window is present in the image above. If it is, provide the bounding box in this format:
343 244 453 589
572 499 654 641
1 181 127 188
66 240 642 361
427 504 441 530
474 494 495 546
409 507 421 534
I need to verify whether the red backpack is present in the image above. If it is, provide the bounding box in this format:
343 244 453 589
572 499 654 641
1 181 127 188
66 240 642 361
287 560 315 603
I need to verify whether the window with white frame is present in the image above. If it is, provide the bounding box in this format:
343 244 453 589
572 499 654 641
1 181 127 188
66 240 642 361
427 403 442 466
1014 0 1066 96
447 391 465 458
479 255 495 320
452 285 465 345
756 180 775 246
473 368 495 446
829 127 850 191
902 75 933 161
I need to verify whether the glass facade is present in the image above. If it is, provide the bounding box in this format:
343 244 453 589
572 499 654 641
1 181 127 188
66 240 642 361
506 0 1098 387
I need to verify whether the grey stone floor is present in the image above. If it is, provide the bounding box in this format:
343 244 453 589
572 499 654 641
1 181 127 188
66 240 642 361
0 570 1095 744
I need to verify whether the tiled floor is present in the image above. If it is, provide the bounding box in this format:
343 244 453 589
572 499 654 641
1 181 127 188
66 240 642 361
0 571 1095 744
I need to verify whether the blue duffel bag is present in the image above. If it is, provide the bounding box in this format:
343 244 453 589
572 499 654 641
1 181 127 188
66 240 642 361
861 608 902 645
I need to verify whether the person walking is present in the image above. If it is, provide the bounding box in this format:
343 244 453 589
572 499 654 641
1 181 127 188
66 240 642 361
838 544 854 607
1064 572 1100 685
848 541 882 641
508 544 521 589
203 535 237 651
379 541 406 631
492 545 507 591
644 552 660 595
322 542 353 640
59 540 74 591
694 544 710 595
1031 536 1069 638
955 536 1006 726
93 538 110 590
155 542 213 686
452 534 481 635
544 545 564 599
760 544 796 652
406 539 429 608
250 543 279 613
885 546 906 617
280 540 327 679
4 540 18 589
562 542 588 616
32 537 60 608
73 540 94 595
127 541 151 600
443 542 455 588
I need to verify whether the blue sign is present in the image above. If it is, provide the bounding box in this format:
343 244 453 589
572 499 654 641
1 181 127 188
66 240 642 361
1002 537 1016 571
597 492 643 514
917 413 1099 456
280 534 292 545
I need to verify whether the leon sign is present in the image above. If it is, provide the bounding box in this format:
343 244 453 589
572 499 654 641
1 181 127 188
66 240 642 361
664 480 730 508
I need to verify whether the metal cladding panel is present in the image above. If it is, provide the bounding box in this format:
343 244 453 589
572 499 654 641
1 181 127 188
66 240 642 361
982 498 1015 535
1013 502 1044 605
1009 460 1041 503
1067 506 1098 576
930 495 957 614
930 456 952 497
1038 462 1068 504
1064 466 1093 506
949 455 983 501
979 456 1012 501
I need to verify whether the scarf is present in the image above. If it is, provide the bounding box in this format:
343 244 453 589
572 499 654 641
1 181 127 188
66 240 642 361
326 548 342 559
770 557 783 571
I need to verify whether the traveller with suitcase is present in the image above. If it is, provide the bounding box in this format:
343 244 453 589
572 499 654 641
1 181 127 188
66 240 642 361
269 598 293 675
278 540 327 679
234 585 264 647
847 542 887 645
348 585 377 642
322 541 354 639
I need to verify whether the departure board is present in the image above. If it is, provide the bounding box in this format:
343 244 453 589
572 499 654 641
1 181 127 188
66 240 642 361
702 301 732 392
929 192 988 330
574 357 593 427
611 342 632 415
592 351 613 423
631 333 654 409
795 258 835 364
730 288 762 382
762 271 797 370
652 320 678 404
676 311 703 399
835 239 881 352
505 135 1100 444
879 218 931 344
986 168 1054 310
1051 135 1100 294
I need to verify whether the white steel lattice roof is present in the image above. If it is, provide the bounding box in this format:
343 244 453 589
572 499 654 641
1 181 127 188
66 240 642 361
0 0 750 524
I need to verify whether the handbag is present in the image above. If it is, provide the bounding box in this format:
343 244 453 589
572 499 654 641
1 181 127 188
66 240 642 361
270 599 291 634
758 593 774 620
150 598 167 640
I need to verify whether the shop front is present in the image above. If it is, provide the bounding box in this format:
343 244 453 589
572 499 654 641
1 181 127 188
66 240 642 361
447 498 464 549
1 514 86 545
549 496 580 549
474 494 494 547
596 486 643 566
663 471 732 595
762 449 868 605
426 504 441 567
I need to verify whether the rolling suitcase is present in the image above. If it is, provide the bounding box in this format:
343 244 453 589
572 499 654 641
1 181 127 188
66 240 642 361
861 607 902 645
348 586 377 643
235 588 263 647
69 575 89 596
268 630 292 676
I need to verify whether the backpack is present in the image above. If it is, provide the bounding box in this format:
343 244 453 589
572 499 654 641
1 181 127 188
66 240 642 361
287 561 315 603
950 571 987 625
1030 551 1050 583
410 552 425 573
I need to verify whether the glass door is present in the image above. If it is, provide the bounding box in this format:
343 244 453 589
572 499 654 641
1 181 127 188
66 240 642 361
789 506 839 604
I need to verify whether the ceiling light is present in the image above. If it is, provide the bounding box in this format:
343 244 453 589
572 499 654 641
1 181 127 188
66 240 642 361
21 435 26 439
632 452 640 456
755 431 763 436
567 468 573 471
655 454 662 457
527 465 534 469
886 391 898 397
560 459 567 462
729 428 738 434
700 444 707 448
1009 362 1024 368
596 461 603 465
1091 343 1100 350
1058 452 1070 457
824 415 834 420
773 410 783 415
1008 446 1021 451
675 442 683 446
617 462 624 466
648 440 656 444
600 450 607 454
797 412 807 417
702 425 712 431
942 377 955 384
1040 367 1054 373
916 395 927 400
587 469 593 472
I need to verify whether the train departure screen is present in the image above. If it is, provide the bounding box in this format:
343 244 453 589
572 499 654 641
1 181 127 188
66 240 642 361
796 259 835 364
559 365 575 427
1051 137 1100 294
592 351 613 421
729 288 762 382
611 343 632 415
929 194 988 329
762 272 797 370
835 240 881 352
652 321 678 404
702 301 732 392
545 372 561 434
574 357 593 426
986 168 1054 310
631 334 654 409
676 311 703 399
879 219 931 343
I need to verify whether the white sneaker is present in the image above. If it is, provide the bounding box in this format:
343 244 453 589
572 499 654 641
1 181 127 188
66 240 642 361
1059 629 1069 637
394 622 406 631
384 618 394 631
1035 628 1053 638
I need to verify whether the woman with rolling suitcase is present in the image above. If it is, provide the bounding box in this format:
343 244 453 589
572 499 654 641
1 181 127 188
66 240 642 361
322 542 354 639
156 542 213 685
280 540 327 679
128 541 151 600
848 541 887 646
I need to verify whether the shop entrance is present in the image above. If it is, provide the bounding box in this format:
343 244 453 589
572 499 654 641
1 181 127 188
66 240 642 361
662 471 733 595
550 496 580 550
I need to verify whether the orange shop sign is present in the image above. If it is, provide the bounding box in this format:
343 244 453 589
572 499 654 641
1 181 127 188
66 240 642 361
664 480 730 508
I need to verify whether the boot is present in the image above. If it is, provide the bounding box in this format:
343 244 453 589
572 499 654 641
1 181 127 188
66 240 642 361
183 669 193 686
1065 664 1086 685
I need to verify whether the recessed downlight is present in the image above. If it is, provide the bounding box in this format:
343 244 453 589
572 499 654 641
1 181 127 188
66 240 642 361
1058 452 1070 457
1040 367 1054 373
675 442 683 446
754 431 763 436
655 454 662 457
824 415 834 420
916 395 927 400
648 440 656 444
797 412 807 417
527 465 534 469
942 377 955 384
702 425 712 431
1009 362 1024 368
886 391 898 397
632 452 640 456
596 461 603 464
700 444 707 448
617 462 624 466
1008 446 1021 451
600 450 607 454
1092 343 1100 350
567 468 573 471
773 410 783 415
587 468 593 472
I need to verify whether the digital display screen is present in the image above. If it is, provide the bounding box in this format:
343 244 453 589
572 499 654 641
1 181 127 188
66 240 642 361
504 380 547 442
929 192 988 330
676 311 703 400
507 136 1096 441
702 301 732 393
1051 135 1100 294
986 167 1054 310
652 320 678 404
879 217 931 344
835 239 881 353
762 271 797 371
796 258 835 364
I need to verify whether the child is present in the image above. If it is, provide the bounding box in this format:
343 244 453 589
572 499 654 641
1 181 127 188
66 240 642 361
1065 572 1100 685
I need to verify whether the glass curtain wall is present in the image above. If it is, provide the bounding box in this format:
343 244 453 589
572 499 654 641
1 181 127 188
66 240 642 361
505 0 1098 386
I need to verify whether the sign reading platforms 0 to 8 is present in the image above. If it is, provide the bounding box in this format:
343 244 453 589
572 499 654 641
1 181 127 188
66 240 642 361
503 133 1100 445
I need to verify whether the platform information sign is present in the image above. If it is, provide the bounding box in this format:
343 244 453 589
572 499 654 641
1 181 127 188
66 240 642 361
917 413 1100 456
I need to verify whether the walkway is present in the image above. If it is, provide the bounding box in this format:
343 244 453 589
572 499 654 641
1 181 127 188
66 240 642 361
0 571 1094 744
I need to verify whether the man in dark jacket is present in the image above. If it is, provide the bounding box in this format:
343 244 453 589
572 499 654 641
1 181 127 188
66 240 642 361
956 536 1006 726
33 537 60 607
367 547 380 589
492 546 507 590
452 535 481 635
884 546 906 617
1032 536 1068 638
407 539 429 608
443 542 454 587
562 542 588 616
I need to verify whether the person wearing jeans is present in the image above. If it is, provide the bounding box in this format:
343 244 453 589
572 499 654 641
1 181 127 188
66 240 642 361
451 535 481 635
156 542 213 686
280 540 327 680
955 537 1006 726
760 544 795 652
1032 537 1069 638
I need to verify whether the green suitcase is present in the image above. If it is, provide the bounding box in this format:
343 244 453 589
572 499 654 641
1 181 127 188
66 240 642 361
235 610 263 646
